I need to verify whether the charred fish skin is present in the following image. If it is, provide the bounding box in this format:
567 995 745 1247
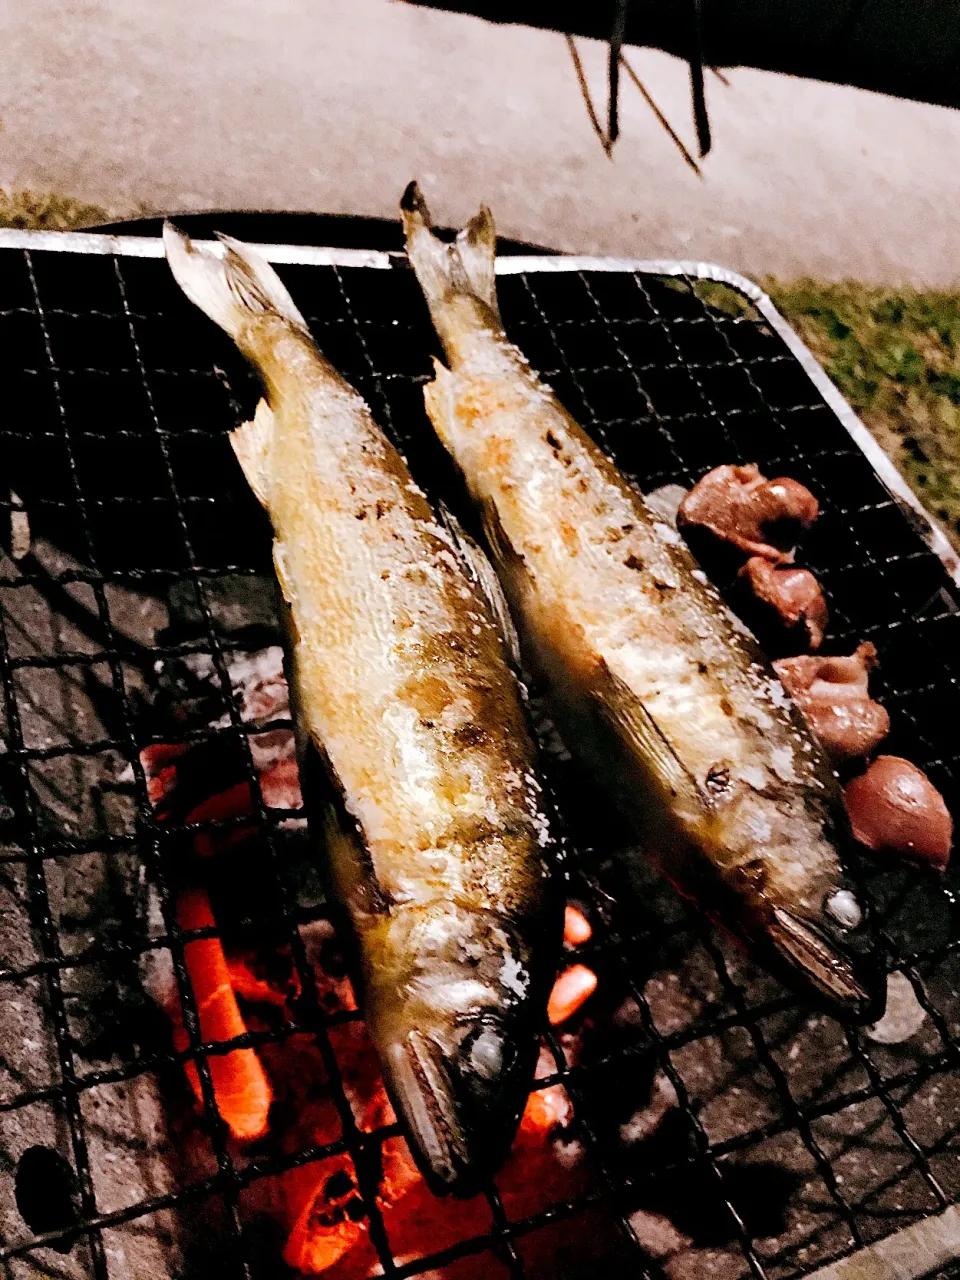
400 183 885 1023
163 225 560 1196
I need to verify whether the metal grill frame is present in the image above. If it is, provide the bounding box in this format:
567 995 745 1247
0 226 957 1280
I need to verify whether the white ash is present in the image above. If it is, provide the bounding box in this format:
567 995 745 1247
171 645 290 731
627 1207 692 1259
552 1133 586 1169
248 726 298 776
865 971 928 1045
227 645 290 725
612 996 645 1030
298 916 339 975
619 1070 679 1146
9 490 30 561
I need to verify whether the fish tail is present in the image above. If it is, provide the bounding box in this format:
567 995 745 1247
162 221 309 344
164 224 314 512
400 181 500 325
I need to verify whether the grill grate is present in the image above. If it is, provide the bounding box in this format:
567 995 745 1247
0 238 958 1280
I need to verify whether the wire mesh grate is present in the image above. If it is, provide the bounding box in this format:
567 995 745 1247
0 242 957 1280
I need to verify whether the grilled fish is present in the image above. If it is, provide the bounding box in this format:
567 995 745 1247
401 184 885 1021
163 226 559 1194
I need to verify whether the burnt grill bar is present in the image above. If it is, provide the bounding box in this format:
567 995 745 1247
0 234 957 1279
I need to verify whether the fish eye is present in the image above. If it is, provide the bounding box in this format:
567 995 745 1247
468 1028 503 1079
825 888 862 930
458 1020 514 1082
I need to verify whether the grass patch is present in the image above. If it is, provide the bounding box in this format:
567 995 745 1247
766 280 960 548
691 278 759 320
0 188 108 231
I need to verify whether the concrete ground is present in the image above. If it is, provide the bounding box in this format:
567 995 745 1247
1 0 959 285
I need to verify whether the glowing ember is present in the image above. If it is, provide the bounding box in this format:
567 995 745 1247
548 965 598 1026
174 888 272 1143
563 905 592 947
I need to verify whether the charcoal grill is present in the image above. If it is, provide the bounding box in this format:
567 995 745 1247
0 225 958 1280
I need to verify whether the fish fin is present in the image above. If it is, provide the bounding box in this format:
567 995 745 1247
478 493 523 580
230 399 275 508
296 735 393 919
439 502 521 670
401 181 500 320
163 222 309 341
453 204 499 316
271 540 296 608
644 483 689 529
592 661 709 810
423 358 457 452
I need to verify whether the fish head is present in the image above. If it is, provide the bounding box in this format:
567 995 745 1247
365 902 552 1197
764 880 886 1023
706 778 885 1018
721 793 887 1023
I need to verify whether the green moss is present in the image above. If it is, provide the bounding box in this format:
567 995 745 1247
765 279 960 549
0 188 108 231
